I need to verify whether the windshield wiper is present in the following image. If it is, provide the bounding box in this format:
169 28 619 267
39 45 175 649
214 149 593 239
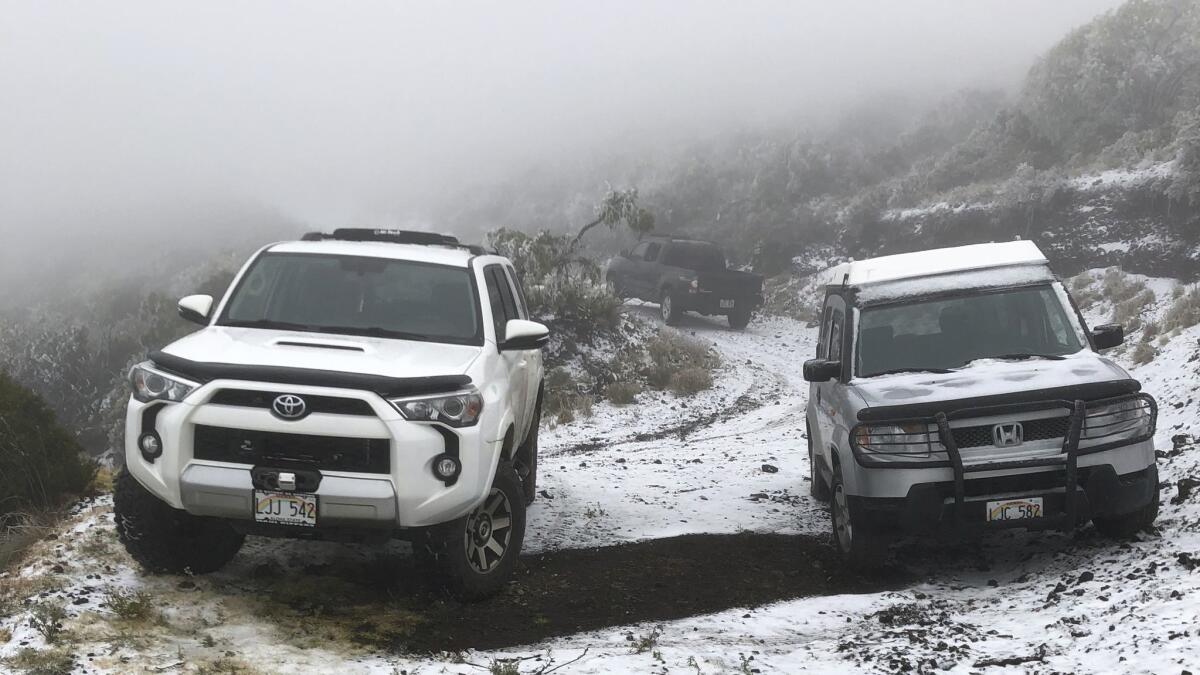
223 319 321 332
319 325 429 341
863 367 953 377
989 352 1067 361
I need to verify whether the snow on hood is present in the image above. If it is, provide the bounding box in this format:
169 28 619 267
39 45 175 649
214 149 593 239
850 351 1132 408
160 327 482 379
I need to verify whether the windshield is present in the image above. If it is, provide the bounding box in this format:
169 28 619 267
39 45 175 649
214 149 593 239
219 252 481 344
662 242 725 271
856 284 1084 378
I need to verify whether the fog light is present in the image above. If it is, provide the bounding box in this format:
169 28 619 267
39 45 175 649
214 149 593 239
138 432 162 460
432 454 461 481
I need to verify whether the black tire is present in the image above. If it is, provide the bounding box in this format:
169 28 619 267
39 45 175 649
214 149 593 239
113 469 244 575
516 393 542 506
660 288 682 325
829 464 884 570
417 461 527 601
1093 471 1159 539
809 431 831 503
727 307 752 330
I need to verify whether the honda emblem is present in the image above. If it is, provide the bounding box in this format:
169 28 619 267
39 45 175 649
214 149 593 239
992 422 1024 448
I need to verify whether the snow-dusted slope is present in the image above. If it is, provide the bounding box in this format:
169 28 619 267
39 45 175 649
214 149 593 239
2 287 1199 674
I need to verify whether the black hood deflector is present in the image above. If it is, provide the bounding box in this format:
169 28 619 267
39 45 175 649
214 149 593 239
150 350 471 398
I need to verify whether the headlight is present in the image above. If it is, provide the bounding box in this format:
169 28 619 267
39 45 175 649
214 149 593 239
389 389 483 427
130 362 198 403
1081 397 1153 446
853 423 940 461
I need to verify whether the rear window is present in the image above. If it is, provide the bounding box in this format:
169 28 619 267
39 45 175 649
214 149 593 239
661 242 725 271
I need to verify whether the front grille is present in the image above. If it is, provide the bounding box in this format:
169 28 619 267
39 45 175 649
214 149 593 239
208 390 375 416
193 425 390 474
952 416 1070 449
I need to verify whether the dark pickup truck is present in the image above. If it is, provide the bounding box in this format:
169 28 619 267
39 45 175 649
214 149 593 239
604 235 763 329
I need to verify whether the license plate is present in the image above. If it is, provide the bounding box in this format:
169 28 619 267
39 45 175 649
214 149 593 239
254 490 317 527
985 497 1043 522
720 299 736 308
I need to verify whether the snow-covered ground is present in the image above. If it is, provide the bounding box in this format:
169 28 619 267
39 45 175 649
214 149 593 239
2 288 1199 674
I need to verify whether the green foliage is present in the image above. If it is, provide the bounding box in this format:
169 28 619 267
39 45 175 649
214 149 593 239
28 601 67 643
103 588 156 622
0 372 94 517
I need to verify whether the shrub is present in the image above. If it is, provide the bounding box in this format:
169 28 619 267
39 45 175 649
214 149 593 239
1162 287 1200 333
1111 289 1154 331
1131 342 1156 366
645 330 719 391
668 367 713 396
28 601 67 643
103 588 155 622
0 372 94 518
5 647 74 675
542 367 595 424
605 381 642 405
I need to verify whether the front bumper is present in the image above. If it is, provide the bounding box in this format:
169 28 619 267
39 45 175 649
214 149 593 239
849 463 1158 535
125 380 506 530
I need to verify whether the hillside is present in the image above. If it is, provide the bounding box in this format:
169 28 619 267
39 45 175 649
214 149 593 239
438 0 1200 279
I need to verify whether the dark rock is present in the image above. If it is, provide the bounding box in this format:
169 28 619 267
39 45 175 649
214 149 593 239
761 464 779 474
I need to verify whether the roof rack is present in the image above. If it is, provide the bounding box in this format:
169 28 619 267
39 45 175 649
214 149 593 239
301 228 488 255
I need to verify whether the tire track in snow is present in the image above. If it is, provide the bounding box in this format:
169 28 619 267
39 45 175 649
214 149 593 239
527 309 825 554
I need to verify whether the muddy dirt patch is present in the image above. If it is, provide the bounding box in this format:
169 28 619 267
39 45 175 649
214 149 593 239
209 532 906 654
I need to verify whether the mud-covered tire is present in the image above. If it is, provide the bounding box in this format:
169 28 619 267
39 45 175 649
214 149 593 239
113 469 244 575
830 466 884 570
808 431 831 503
727 307 752 330
516 393 542 506
660 289 683 325
416 461 527 601
1093 476 1159 539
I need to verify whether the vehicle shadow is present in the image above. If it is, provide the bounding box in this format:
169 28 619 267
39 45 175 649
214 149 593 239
218 532 909 653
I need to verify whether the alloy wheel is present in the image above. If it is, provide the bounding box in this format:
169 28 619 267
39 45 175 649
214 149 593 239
661 294 672 321
464 488 514 574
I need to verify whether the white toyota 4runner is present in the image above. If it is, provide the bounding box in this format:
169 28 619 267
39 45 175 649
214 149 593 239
114 229 547 599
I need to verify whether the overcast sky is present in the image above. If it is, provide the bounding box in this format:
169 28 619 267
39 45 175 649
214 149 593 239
0 0 1123 277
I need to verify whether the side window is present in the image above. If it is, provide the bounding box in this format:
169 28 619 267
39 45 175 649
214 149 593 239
629 242 650 259
483 265 511 341
644 243 661 261
817 301 834 358
503 266 529 320
828 311 845 362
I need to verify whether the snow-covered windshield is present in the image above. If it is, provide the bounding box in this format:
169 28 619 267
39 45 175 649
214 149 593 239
219 252 481 344
855 284 1084 378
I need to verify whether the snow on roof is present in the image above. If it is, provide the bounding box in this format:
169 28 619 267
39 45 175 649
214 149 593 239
267 239 477 267
817 241 1048 288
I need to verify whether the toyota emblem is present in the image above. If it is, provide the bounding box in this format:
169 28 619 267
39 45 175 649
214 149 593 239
272 394 308 420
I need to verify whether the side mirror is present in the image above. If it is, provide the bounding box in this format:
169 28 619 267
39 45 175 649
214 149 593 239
501 319 550 351
803 358 841 383
1092 323 1124 350
178 294 214 325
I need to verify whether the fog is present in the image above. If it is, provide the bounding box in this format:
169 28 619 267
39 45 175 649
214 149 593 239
0 0 1122 300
